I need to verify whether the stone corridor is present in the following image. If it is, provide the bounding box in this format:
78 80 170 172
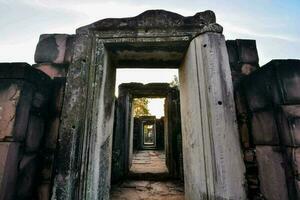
111 150 184 200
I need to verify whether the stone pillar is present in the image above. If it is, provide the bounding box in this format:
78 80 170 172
179 33 246 199
33 33 74 200
51 34 92 200
82 40 116 200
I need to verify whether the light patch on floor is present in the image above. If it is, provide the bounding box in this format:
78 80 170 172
110 180 184 200
130 150 168 174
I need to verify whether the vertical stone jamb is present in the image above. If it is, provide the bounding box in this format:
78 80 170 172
51 34 92 200
179 33 246 199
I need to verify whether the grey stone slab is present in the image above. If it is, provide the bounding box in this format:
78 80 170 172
251 110 280 145
279 105 300 146
0 82 21 141
16 154 38 199
256 146 289 200
0 142 21 200
236 39 259 64
25 115 45 153
34 34 69 64
180 33 246 199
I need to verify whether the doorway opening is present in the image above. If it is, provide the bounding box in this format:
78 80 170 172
110 74 184 199
53 10 246 200
129 98 168 177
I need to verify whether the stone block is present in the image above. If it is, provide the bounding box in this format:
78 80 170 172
234 87 248 115
296 180 300 199
251 110 279 145
244 149 255 162
256 146 289 200
274 60 300 104
0 142 21 200
16 155 38 199
285 147 300 199
241 63 256 75
0 80 33 142
64 35 75 64
226 40 239 68
34 34 69 64
40 153 55 181
278 105 300 146
25 115 45 153
285 148 300 178
44 117 60 150
37 183 51 200
0 82 21 141
236 39 259 64
243 67 277 111
52 78 66 114
32 63 66 79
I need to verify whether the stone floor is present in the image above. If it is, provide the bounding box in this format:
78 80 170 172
110 180 184 200
129 150 168 174
111 150 184 200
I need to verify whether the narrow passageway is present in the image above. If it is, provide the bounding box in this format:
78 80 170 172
110 150 184 200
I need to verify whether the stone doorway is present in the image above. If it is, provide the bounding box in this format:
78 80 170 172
53 10 246 200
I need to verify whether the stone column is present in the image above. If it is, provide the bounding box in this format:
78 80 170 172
179 33 246 199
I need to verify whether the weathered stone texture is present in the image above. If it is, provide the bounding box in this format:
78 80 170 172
35 34 68 64
0 83 21 140
33 63 66 79
279 105 300 146
0 63 52 200
226 39 259 87
0 142 21 200
256 146 289 200
251 110 279 145
234 59 300 199
180 33 246 199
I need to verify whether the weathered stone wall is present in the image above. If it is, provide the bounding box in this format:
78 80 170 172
235 59 300 199
0 63 52 200
226 39 261 199
226 39 259 87
33 34 73 200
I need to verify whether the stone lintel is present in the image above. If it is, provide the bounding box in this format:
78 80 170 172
118 82 176 98
77 10 223 37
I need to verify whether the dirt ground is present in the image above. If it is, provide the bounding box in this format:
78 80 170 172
110 150 184 200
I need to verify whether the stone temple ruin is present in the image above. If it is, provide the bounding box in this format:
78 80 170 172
0 9 300 200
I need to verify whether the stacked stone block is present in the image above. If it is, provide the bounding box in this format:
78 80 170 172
235 59 300 199
229 39 262 199
33 34 73 200
226 39 259 87
0 63 51 200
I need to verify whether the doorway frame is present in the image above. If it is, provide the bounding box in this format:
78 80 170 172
52 10 246 200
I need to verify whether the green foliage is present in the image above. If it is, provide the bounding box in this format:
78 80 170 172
133 98 150 117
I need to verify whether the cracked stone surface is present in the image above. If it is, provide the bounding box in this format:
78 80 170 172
0 84 20 140
110 180 184 200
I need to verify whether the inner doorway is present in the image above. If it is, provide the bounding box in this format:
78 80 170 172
111 83 184 200
129 98 168 178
